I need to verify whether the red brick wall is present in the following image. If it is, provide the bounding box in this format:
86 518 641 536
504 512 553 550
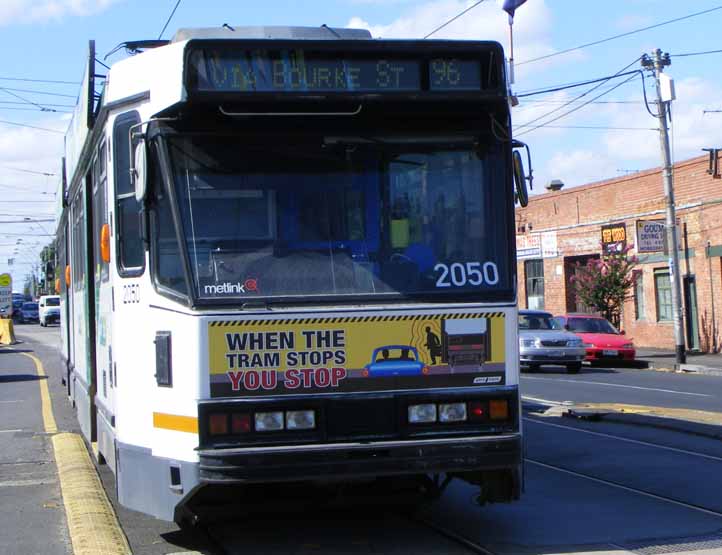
515 155 722 351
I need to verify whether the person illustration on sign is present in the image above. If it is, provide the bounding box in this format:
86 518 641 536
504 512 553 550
424 326 442 365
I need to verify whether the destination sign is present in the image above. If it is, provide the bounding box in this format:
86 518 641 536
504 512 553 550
188 49 483 93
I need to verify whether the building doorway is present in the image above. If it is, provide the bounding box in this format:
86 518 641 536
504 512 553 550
564 254 600 313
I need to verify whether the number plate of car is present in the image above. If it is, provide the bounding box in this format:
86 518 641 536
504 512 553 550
602 349 618 356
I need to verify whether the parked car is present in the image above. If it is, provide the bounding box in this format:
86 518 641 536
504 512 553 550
518 310 586 373
363 345 429 377
39 295 60 326
19 302 39 324
554 314 635 362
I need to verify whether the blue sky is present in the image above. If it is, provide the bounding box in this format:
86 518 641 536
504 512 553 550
1 0 721 286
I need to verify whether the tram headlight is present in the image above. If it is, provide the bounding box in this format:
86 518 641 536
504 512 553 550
438 403 467 423
408 403 437 424
286 410 316 430
254 411 284 432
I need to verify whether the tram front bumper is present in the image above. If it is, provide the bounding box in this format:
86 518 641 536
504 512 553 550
198 433 521 484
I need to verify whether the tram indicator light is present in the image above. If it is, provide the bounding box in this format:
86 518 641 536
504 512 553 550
231 413 251 434
489 400 509 421
469 401 487 420
208 413 229 435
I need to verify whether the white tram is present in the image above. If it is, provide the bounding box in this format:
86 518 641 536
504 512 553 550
57 26 528 522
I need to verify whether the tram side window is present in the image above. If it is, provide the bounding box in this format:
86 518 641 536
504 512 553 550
113 111 145 275
93 142 109 282
71 193 85 291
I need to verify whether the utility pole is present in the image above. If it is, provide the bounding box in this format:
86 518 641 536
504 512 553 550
642 49 686 364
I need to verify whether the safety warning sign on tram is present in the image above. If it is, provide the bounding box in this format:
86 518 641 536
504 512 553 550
207 312 506 397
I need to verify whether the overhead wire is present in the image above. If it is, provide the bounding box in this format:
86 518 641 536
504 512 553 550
671 48 722 58
0 76 78 85
0 87 57 112
0 120 64 134
158 0 183 40
515 57 642 131
0 166 57 177
518 4 722 66
423 0 488 39
0 87 76 98
514 73 639 137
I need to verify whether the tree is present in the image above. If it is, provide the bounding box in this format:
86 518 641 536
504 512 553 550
569 245 638 329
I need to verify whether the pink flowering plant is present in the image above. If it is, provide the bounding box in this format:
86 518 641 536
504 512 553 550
569 244 638 328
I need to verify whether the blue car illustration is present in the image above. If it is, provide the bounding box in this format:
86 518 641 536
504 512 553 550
363 345 430 377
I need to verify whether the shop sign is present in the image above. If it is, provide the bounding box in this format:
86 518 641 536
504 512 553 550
0 273 12 316
636 219 666 253
516 234 541 260
541 231 558 258
601 223 627 255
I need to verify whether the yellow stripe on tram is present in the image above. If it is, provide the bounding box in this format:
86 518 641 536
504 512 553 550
153 412 199 434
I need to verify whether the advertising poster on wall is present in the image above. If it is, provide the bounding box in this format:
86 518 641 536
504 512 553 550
601 223 627 254
208 311 506 397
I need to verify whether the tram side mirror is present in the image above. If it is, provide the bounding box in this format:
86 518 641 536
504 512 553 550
512 140 534 208
132 141 148 202
512 150 528 207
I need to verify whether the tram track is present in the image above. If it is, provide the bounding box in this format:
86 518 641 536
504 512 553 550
525 457 722 520
523 416 722 462
409 515 499 555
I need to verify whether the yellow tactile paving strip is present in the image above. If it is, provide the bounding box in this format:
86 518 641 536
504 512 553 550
572 403 722 427
20 350 131 555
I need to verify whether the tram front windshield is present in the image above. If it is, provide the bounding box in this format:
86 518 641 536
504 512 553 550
155 134 512 302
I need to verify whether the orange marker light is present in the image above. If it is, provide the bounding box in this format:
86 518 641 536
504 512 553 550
489 399 509 421
55 278 61 294
100 223 111 263
65 265 71 287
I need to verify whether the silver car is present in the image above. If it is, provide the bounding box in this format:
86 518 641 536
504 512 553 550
519 310 585 373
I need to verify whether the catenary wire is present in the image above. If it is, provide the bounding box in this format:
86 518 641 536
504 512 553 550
158 0 182 40
518 4 722 66
0 120 64 134
671 48 722 58
0 76 78 85
515 57 642 131
0 166 56 177
515 74 639 137
516 70 639 98
0 87 57 112
423 0 488 39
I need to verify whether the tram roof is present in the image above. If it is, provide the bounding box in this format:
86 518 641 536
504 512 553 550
171 26 372 42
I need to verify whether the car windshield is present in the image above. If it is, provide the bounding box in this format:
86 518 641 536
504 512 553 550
22 302 38 310
374 347 418 362
156 133 512 302
518 314 560 330
45 298 60 306
567 317 617 334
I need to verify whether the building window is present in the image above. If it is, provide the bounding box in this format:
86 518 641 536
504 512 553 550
634 270 645 320
525 259 544 310
655 269 672 321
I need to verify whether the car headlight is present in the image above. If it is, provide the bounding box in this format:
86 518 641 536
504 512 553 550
622 343 634 349
520 339 536 347
567 338 583 347
582 343 594 348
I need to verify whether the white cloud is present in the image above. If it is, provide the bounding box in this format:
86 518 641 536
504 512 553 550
347 0 559 79
545 149 618 189
0 0 120 26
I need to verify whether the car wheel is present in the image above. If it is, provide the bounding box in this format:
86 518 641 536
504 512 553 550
527 364 540 373
567 362 582 374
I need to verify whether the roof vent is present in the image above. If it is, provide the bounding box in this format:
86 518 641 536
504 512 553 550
545 179 564 191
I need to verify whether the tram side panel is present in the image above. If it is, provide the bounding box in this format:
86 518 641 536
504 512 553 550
69 185 94 442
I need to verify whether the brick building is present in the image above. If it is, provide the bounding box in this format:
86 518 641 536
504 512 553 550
515 152 722 352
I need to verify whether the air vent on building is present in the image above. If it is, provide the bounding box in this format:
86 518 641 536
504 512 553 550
545 179 564 191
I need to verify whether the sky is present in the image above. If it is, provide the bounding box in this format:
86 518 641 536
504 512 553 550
1 0 721 288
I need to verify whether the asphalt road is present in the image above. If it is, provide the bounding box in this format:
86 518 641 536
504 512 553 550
520 364 722 412
5 325 722 555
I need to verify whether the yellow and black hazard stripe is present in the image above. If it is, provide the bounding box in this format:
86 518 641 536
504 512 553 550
209 312 505 327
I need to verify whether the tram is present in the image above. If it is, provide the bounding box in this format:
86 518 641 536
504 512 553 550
56 26 530 522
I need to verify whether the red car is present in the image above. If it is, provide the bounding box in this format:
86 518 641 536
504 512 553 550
554 314 635 362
